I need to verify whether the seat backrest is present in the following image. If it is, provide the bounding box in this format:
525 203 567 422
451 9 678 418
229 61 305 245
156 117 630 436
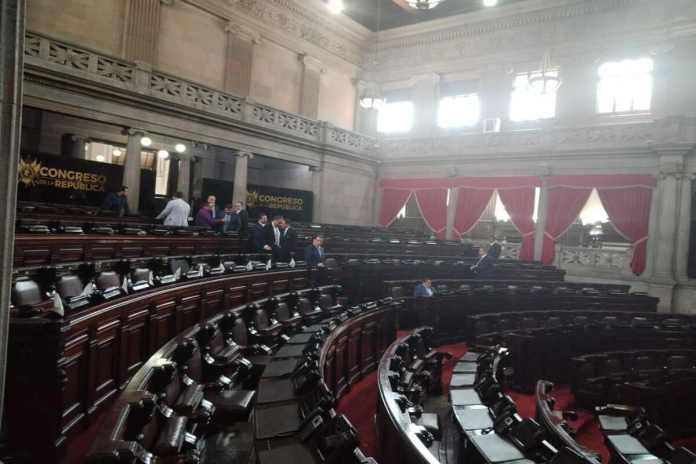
666 355 692 369
231 317 249 347
12 277 42 307
391 286 404 299
148 363 181 406
319 294 333 310
57 274 84 299
132 268 151 283
255 309 270 330
276 302 291 321
96 271 120 290
299 297 314 315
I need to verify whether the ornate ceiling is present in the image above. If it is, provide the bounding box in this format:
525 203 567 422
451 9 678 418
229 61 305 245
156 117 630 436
343 0 529 31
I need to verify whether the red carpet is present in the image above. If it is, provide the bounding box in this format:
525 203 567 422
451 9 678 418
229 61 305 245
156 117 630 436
337 340 614 462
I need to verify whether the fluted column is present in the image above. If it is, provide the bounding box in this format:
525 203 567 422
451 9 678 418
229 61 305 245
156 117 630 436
310 163 324 223
412 73 440 135
177 157 191 200
445 188 458 240
224 22 261 96
647 151 687 312
0 0 25 424
124 130 142 213
299 54 324 119
533 179 549 261
123 0 164 64
233 151 252 205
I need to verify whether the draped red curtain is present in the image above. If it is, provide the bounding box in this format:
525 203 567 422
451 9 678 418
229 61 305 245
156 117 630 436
498 187 536 261
414 189 449 239
453 188 495 238
597 187 652 275
379 189 412 227
541 187 593 264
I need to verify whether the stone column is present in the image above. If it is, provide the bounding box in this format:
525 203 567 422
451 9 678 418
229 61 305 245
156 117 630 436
445 188 458 240
412 73 440 135
675 175 694 282
298 53 324 119
177 157 191 200
166 155 179 197
479 65 511 129
354 80 379 135
310 163 324 223
224 22 261 96
124 130 142 213
555 54 596 124
0 0 25 424
232 151 252 205
647 151 686 311
123 0 163 64
533 179 549 261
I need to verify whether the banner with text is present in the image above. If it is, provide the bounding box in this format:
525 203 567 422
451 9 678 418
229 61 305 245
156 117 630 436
17 154 124 206
201 179 313 222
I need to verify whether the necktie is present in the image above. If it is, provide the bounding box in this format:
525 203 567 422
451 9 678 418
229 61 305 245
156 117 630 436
274 227 280 246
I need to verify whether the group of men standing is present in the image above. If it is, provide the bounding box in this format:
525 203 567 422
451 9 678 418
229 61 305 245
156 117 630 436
248 214 297 262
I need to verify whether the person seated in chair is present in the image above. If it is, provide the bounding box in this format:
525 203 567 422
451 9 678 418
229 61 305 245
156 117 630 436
414 278 435 297
470 247 495 277
487 236 501 259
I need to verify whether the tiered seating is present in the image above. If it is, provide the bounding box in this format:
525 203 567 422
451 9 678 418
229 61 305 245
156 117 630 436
375 328 452 464
86 290 398 464
597 409 696 464
6 268 312 462
472 313 696 391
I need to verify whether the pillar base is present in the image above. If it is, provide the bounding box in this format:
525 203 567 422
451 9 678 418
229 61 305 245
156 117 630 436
673 282 696 314
646 278 677 313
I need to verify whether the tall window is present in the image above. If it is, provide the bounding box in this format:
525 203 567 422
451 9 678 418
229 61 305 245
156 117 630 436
438 94 481 128
377 100 414 134
509 70 559 122
597 58 653 114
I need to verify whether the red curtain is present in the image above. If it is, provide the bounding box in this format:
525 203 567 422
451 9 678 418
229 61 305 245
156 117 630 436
379 189 412 227
598 187 652 275
414 189 449 239
453 188 495 238
498 187 536 261
541 187 592 264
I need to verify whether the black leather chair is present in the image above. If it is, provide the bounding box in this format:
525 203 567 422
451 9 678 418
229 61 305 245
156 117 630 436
299 297 323 324
276 302 303 331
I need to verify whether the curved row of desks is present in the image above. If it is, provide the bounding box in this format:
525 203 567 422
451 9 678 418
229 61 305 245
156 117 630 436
86 294 399 463
7 268 312 462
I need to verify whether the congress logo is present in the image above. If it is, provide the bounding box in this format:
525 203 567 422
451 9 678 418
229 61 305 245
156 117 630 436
18 158 42 187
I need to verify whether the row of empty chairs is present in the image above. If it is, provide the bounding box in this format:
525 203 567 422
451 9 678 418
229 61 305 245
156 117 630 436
598 407 696 464
86 289 394 464
11 254 310 316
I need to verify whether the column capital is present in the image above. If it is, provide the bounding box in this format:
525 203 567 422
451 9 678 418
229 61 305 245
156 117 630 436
225 21 262 44
125 128 143 137
299 53 325 74
236 151 254 159
160 0 176 6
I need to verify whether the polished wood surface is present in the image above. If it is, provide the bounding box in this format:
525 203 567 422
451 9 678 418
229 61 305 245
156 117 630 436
6 268 309 462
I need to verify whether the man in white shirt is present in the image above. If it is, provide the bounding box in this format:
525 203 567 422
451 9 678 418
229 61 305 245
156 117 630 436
156 191 191 227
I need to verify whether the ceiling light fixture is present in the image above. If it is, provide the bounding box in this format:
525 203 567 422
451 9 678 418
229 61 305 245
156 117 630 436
175 143 187 153
157 149 170 160
405 0 445 10
483 0 498 7
112 148 122 157
327 0 344 14
96 155 105 162
140 135 152 147
528 51 561 94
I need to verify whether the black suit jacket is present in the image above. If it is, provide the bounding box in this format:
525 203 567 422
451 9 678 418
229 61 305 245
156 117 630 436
472 254 495 277
249 223 267 252
304 245 324 267
265 224 281 249
238 209 249 236
488 242 502 259
279 227 297 262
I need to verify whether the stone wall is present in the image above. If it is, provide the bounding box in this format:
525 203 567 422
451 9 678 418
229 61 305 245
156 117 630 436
25 0 365 130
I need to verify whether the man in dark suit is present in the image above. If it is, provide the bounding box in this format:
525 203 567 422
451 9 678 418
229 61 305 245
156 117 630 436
263 216 283 261
413 278 435 297
488 236 502 259
234 201 249 236
470 247 495 277
278 217 297 262
305 235 325 287
249 213 268 252
304 235 325 268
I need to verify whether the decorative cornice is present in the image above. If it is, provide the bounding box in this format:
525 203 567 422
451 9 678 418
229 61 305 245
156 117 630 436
225 21 262 44
299 53 325 74
223 0 366 65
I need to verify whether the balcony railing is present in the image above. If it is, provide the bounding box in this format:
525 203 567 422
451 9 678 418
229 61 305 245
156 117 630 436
23 32 377 158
